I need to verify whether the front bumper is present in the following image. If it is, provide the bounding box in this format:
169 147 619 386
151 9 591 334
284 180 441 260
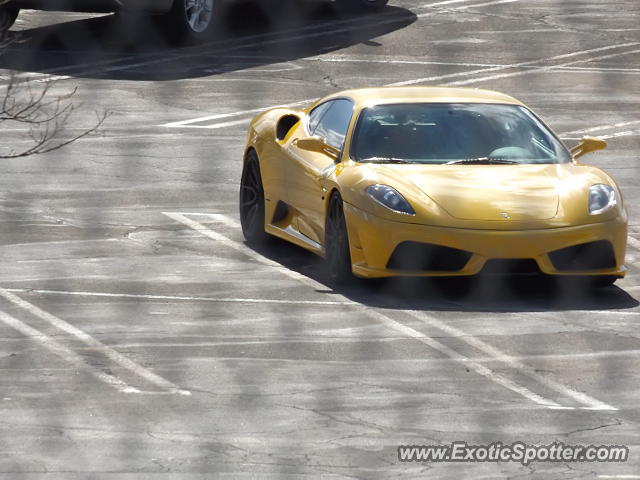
343 203 628 278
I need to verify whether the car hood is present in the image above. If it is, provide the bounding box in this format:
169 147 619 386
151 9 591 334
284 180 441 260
378 163 562 221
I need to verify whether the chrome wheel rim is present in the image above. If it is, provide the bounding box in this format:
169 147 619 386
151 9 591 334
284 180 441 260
185 0 214 33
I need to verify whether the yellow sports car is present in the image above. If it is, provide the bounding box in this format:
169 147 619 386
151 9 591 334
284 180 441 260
239 87 627 285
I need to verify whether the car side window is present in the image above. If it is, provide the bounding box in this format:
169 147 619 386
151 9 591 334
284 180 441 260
312 99 355 150
307 101 333 134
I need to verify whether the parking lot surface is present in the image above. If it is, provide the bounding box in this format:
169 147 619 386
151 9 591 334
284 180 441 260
0 1 639 478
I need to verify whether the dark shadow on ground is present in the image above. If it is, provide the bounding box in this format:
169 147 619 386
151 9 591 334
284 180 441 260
0 1 416 81
248 236 640 313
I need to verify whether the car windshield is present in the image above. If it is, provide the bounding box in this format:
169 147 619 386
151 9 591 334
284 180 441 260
351 103 572 165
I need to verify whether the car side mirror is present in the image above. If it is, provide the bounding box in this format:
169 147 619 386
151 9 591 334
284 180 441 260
295 136 341 161
570 136 607 160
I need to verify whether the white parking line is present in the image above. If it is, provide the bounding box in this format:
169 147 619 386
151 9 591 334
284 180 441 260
104 0 518 80
163 100 310 128
444 46 640 87
163 212 623 410
3 0 420 91
0 308 139 394
559 120 640 138
406 310 617 411
364 308 563 408
599 476 640 479
0 288 191 396
160 0 526 129
163 212 323 289
167 41 639 129
391 42 640 86
4 288 356 307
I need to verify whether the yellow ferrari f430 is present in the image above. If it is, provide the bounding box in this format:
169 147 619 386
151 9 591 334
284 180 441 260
239 87 627 285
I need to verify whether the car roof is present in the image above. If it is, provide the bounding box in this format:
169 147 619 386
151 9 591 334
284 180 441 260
316 86 524 109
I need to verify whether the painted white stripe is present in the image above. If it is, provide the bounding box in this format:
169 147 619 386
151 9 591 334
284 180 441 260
390 41 640 86
170 118 252 130
162 0 525 129
162 212 324 290
405 310 617 410
112 0 517 79
165 212 575 409
598 476 640 479
559 120 640 137
0 288 190 396
0 309 139 394
365 309 562 408
310 56 504 67
100 344 640 362
4 288 356 306
555 66 640 73
418 0 479 7
177 42 640 129
427 0 518 11
444 47 640 87
597 130 640 140
163 101 309 128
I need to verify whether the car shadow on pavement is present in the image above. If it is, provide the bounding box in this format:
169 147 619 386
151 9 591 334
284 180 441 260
248 238 640 313
0 1 417 81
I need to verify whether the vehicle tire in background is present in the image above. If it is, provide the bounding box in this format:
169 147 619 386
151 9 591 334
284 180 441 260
0 4 19 38
160 0 222 44
336 0 389 13
325 192 354 284
240 151 270 245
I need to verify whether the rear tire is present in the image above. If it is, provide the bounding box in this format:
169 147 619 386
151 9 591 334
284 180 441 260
0 4 19 37
325 192 353 284
161 0 221 44
239 151 270 245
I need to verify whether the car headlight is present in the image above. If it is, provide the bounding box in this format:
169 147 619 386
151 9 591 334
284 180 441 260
365 184 415 215
589 184 616 215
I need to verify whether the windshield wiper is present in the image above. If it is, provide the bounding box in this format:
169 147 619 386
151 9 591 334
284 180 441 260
445 157 520 165
359 156 415 164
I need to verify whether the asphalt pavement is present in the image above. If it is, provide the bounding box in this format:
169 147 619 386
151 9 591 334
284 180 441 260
0 1 639 478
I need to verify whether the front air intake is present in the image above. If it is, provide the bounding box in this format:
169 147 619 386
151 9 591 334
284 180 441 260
548 240 616 271
386 241 472 272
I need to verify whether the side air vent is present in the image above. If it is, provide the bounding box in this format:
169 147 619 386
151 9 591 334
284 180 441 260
276 115 301 141
271 201 290 224
386 241 472 272
548 240 616 271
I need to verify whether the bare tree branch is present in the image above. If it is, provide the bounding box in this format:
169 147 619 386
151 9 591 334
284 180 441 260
0 69 109 159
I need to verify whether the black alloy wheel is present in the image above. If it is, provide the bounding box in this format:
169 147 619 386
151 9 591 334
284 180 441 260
239 151 269 245
325 192 353 283
161 0 221 43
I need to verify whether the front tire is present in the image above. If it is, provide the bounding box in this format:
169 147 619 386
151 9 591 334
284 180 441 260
161 0 221 43
240 151 270 245
325 192 353 284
